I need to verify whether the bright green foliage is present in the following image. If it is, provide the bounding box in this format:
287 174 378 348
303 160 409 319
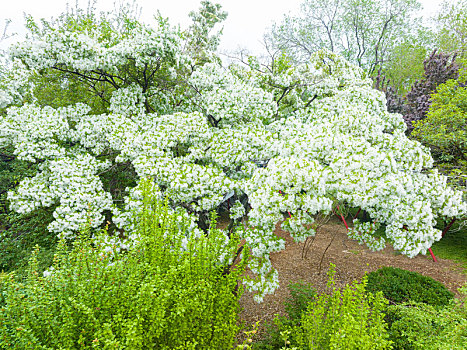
0 196 246 349
254 269 392 350
412 72 467 165
385 285 467 350
298 265 391 349
253 281 316 350
284 281 317 322
383 31 432 95
252 316 297 350
412 65 467 202
366 267 454 306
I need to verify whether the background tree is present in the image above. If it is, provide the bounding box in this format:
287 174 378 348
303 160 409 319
268 0 422 76
373 68 405 114
403 50 459 131
184 0 228 65
435 0 467 59
382 28 434 95
412 63 467 200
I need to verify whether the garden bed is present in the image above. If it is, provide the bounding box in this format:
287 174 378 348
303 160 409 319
238 218 467 336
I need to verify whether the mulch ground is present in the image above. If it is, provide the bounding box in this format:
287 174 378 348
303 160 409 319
236 217 467 337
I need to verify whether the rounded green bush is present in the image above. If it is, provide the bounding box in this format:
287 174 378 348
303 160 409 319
366 267 454 306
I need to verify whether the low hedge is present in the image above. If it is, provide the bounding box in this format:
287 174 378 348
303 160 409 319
366 266 454 306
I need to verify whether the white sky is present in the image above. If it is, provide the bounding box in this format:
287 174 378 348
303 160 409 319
0 0 447 54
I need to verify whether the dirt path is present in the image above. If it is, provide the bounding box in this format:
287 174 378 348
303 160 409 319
238 218 467 332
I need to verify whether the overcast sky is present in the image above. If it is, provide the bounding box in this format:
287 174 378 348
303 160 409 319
0 0 447 54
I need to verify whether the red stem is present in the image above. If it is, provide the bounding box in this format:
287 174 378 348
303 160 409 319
354 208 361 220
442 218 456 237
428 248 438 262
340 214 349 230
279 190 292 218
334 205 349 230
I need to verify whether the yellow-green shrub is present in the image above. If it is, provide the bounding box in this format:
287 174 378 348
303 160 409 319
298 265 392 350
0 198 246 349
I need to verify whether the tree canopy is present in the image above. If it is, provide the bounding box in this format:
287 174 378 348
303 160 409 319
436 0 467 58
412 62 467 171
0 1 465 301
267 0 422 76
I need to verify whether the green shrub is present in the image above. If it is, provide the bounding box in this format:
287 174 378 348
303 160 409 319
0 147 56 275
253 282 316 350
0 207 57 275
385 284 467 350
0 197 246 349
298 265 392 350
284 282 317 322
431 219 467 271
366 266 454 306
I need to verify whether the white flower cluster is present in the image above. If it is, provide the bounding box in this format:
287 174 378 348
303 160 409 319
43 266 54 278
190 63 277 125
10 18 183 75
109 84 145 116
347 219 386 251
2 14 466 301
229 200 245 220
246 156 333 231
281 212 316 243
2 103 90 161
8 153 113 237
243 257 280 303
0 58 34 110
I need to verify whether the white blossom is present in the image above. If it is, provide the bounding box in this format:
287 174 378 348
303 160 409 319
1 18 465 302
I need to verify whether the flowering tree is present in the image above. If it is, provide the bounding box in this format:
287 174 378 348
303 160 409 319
0 3 465 301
